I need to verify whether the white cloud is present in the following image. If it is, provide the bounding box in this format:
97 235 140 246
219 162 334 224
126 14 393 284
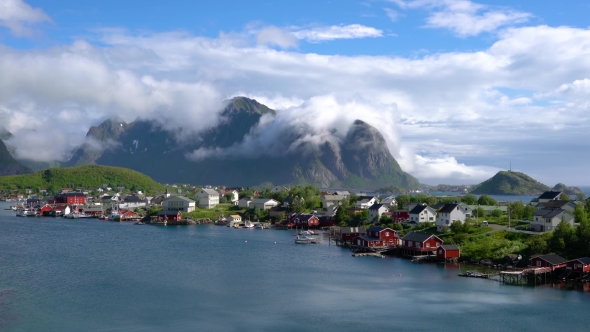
0 0 51 36
384 8 403 22
291 24 383 42
4 24 590 182
256 26 298 49
411 155 500 184
391 0 531 37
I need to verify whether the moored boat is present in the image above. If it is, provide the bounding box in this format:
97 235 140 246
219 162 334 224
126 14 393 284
294 235 317 244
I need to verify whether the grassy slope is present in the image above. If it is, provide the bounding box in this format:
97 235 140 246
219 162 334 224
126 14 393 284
470 171 550 195
0 165 164 194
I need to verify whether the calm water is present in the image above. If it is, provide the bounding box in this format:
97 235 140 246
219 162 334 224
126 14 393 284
1 202 590 331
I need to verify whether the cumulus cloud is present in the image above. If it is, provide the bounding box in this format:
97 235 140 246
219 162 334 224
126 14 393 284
256 26 298 49
291 24 383 42
391 0 531 37
5 21 590 182
0 0 51 36
411 155 501 184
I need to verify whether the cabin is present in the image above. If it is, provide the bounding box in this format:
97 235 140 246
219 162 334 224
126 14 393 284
436 245 460 260
530 209 574 232
400 232 444 253
338 227 367 244
537 191 563 203
226 215 242 226
52 205 71 216
39 204 53 216
436 203 468 232
389 210 409 223
355 196 378 209
408 204 436 223
290 213 320 228
55 192 87 205
119 210 140 220
529 253 568 271
352 226 400 249
156 210 182 221
250 198 280 210
566 257 590 274
368 204 389 222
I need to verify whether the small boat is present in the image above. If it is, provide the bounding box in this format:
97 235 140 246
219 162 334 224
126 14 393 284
458 271 490 278
254 223 264 229
243 221 255 229
294 235 317 244
298 230 315 236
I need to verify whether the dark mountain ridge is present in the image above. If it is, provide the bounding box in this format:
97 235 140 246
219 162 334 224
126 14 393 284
67 97 419 189
0 127 33 176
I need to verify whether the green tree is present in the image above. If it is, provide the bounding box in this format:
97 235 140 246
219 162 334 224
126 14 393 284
379 214 392 224
491 209 503 218
577 193 587 202
523 205 535 221
461 194 478 205
290 196 305 213
450 220 464 234
527 234 549 256
395 195 411 210
508 201 525 220
334 206 348 225
477 194 498 206
550 220 576 256
576 218 590 257
561 193 571 201
573 204 587 224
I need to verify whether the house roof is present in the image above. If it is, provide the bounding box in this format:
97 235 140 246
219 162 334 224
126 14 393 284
340 227 366 234
540 200 571 209
334 191 350 196
356 196 376 202
440 244 460 251
293 213 317 222
323 195 345 201
199 189 219 195
367 226 394 233
124 195 145 203
402 231 440 243
251 198 278 204
533 208 565 218
530 253 567 265
164 196 195 203
439 203 462 214
355 235 380 242
538 191 562 200
431 202 446 210
229 215 241 219
569 257 590 265
409 204 430 214
368 203 386 210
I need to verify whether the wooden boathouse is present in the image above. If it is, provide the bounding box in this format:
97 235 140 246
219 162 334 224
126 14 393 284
400 232 444 257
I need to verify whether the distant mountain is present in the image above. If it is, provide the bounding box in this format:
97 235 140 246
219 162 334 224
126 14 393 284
470 171 550 195
67 97 419 189
0 127 32 176
553 183 584 196
0 165 164 194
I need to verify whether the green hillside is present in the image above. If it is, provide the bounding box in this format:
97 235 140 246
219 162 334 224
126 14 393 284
0 165 164 194
470 171 550 195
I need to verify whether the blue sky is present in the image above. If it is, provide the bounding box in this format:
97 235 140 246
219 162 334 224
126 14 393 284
2 0 590 186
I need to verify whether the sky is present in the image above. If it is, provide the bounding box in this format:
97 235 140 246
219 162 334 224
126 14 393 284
1 0 590 186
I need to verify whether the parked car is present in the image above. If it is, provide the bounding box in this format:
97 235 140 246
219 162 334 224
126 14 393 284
515 226 527 230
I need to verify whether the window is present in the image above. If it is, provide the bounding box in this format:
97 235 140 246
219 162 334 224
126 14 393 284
536 261 541 267
545 218 551 223
385 232 389 237
426 243 431 248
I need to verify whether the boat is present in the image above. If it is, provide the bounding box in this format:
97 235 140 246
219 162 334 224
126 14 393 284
243 221 255 229
294 235 317 244
458 271 490 279
254 223 264 229
298 230 315 236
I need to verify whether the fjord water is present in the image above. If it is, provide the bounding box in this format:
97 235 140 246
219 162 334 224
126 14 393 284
1 202 589 331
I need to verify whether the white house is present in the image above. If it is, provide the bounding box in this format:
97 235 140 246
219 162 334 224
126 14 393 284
163 196 196 212
195 189 220 209
355 196 378 209
238 196 253 209
321 194 346 208
368 204 390 221
531 209 574 232
220 189 239 205
537 200 578 213
226 214 242 227
436 203 468 232
538 191 563 203
250 198 280 210
380 196 397 208
408 204 436 223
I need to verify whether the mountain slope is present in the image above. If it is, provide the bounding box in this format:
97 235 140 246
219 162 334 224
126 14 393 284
470 171 550 195
0 127 33 176
70 97 419 189
0 165 163 194
65 118 131 166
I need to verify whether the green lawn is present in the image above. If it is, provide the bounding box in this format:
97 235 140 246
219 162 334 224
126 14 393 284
183 204 246 220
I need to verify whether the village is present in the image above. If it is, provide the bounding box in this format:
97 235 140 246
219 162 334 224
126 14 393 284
2 184 590 287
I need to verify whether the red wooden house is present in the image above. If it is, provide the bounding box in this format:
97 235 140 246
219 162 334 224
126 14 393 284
353 226 400 249
157 210 182 221
290 213 319 228
338 227 366 244
119 210 140 220
566 257 590 273
529 254 568 271
55 192 86 205
437 245 460 260
39 204 53 216
401 232 443 253
390 210 409 223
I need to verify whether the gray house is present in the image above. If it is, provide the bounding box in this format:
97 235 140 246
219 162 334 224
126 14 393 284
321 194 346 208
369 204 390 221
530 208 574 232
436 203 468 232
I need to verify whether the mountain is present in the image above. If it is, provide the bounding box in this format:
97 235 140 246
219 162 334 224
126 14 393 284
0 165 164 194
553 183 584 196
68 97 419 189
470 171 550 195
0 127 32 176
